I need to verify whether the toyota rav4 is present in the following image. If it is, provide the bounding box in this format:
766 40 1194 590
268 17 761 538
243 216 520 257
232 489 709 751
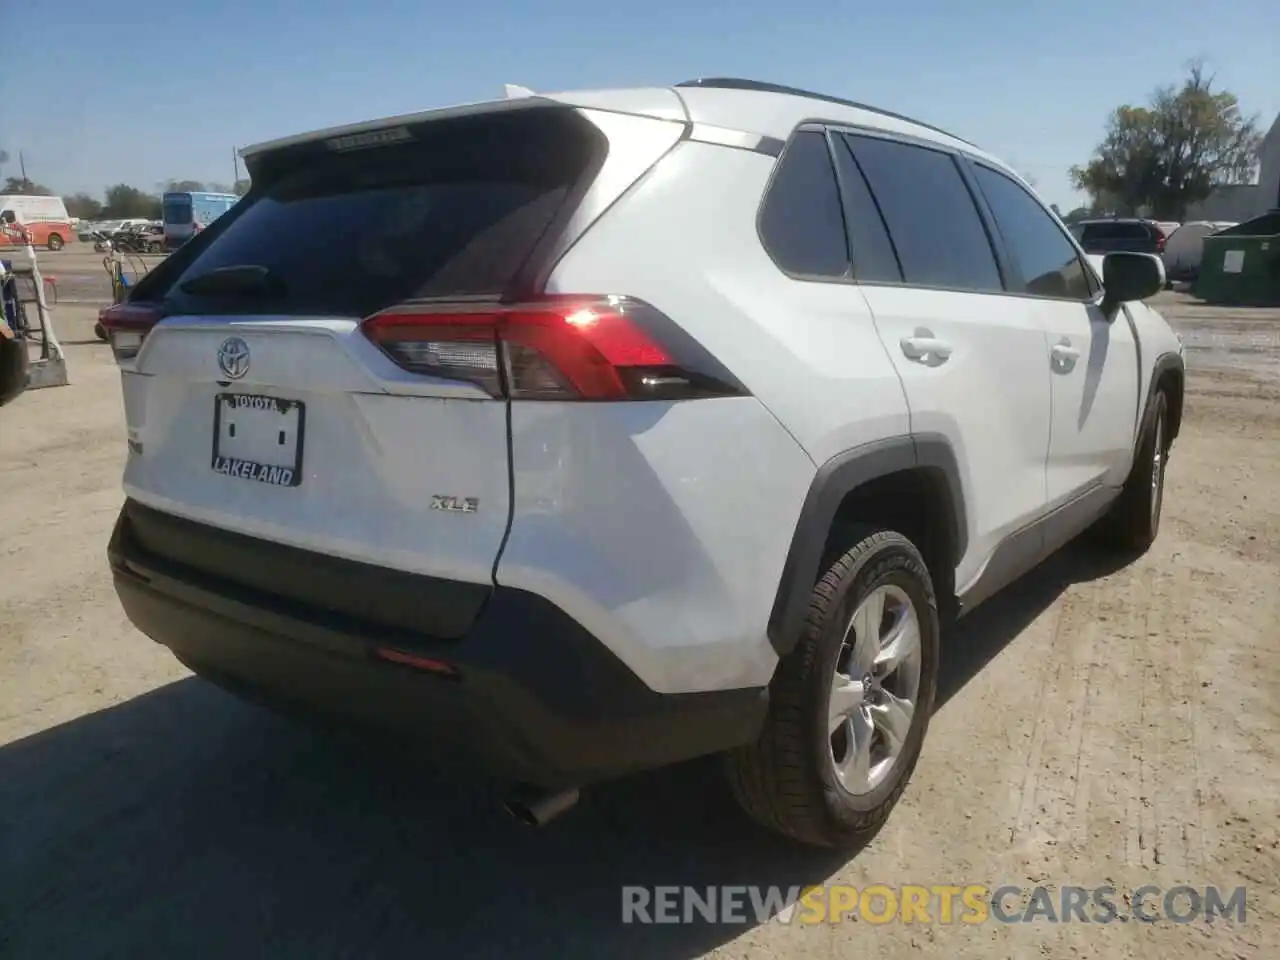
103 78 1184 848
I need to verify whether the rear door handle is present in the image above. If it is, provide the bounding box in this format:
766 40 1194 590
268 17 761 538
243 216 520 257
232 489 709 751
900 334 953 363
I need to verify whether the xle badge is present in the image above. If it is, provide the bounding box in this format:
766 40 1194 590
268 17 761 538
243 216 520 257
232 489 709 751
430 495 479 514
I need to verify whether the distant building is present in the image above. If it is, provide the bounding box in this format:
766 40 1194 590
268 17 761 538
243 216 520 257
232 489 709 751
1186 112 1280 222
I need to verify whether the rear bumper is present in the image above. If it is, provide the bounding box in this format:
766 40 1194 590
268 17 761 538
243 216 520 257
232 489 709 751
108 501 767 787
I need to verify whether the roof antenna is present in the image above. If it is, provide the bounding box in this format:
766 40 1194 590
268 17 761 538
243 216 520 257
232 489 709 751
503 84 536 99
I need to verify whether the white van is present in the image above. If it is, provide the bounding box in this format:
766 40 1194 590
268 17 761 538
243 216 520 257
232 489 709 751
1163 221 1236 282
0 194 75 250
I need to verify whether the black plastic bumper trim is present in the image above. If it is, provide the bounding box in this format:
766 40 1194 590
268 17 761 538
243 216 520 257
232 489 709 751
108 503 767 787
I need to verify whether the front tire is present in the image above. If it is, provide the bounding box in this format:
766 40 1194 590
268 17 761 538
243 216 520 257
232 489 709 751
726 526 940 848
1094 391 1169 553
47 233 64 251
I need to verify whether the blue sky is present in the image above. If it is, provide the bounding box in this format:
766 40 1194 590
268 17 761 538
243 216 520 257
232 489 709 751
3 0 1277 211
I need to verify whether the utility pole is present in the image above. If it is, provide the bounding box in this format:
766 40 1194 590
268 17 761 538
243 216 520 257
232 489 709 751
19 151 28 184
232 146 241 192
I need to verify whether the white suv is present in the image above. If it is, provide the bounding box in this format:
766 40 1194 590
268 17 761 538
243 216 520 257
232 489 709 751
103 78 1184 848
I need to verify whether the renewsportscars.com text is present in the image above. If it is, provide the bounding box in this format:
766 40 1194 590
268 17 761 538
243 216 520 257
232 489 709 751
621 884 1247 925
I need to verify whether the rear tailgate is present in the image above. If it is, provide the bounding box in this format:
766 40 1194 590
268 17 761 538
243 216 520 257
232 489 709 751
115 101 684 638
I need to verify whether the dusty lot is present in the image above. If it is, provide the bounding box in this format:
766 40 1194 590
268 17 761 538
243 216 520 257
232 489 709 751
1 290 1278 959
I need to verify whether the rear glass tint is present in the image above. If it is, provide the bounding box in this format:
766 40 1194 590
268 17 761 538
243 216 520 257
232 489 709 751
1081 222 1149 241
161 109 602 318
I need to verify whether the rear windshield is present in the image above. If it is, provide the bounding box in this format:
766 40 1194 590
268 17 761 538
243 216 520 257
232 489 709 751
159 109 602 318
1081 222 1150 241
163 196 193 225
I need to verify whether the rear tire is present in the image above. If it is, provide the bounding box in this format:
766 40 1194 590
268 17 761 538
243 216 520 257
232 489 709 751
1093 391 1168 553
47 233 64 252
726 526 940 849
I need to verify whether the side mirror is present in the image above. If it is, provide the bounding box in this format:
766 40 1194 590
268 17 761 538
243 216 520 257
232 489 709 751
0 210 15 224
1100 252 1164 317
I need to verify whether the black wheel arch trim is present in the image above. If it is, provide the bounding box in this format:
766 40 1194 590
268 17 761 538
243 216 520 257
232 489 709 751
766 433 967 657
1140 352 1184 451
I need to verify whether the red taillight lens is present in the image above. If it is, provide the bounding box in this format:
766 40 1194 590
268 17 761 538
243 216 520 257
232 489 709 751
1155 233 1166 253
362 296 747 401
99 302 163 362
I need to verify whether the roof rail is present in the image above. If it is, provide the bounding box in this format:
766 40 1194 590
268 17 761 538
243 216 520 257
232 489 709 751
675 77 976 148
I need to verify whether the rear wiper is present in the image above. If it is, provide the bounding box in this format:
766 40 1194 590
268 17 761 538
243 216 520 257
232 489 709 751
178 264 285 298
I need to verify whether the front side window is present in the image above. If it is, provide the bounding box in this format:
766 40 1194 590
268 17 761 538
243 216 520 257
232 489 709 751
845 135 1003 293
972 165 1094 300
758 130 850 279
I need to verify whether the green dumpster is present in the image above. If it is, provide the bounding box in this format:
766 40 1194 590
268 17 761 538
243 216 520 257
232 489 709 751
1195 210 1280 305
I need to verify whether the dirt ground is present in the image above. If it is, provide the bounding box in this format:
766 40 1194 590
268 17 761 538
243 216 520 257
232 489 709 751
1 283 1278 959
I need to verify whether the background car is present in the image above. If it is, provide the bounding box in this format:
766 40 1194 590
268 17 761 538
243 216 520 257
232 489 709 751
1073 217 1170 256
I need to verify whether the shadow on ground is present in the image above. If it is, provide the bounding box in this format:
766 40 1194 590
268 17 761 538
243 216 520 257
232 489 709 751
0 542 1128 959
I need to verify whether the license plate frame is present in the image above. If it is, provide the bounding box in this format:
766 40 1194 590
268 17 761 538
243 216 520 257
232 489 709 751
211 393 306 488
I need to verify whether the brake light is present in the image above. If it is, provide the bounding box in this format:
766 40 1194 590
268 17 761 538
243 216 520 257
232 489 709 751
99 302 162 362
361 296 748 401
1155 231 1166 253
372 646 460 679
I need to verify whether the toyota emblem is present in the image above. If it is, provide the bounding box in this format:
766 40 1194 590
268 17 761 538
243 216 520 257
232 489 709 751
217 337 250 380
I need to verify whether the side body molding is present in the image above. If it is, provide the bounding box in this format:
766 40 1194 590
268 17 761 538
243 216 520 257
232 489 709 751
766 433 967 657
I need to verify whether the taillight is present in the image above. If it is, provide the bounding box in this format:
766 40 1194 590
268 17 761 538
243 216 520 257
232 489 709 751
361 296 748 401
1155 232 1166 253
99 302 162 362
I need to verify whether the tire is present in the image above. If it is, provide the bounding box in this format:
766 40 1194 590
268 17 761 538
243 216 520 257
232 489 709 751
1093 390 1169 553
726 526 940 848
47 233 64 252
94 321 108 342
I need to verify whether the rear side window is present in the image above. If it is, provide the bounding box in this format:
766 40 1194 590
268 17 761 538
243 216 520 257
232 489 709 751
972 165 1094 300
758 131 850 279
831 137 902 283
845 135 1003 293
159 109 602 318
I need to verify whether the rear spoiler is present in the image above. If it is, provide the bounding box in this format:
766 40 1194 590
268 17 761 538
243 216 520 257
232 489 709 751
239 96 559 167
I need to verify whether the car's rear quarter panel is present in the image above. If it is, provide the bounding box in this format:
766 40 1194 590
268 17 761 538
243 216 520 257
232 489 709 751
502 139 908 694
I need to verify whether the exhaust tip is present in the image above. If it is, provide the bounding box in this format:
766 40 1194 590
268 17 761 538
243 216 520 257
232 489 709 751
502 785 580 827
502 798 543 827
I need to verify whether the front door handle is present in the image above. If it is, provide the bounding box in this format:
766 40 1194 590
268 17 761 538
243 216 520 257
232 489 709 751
1050 341 1080 372
900 333 953 363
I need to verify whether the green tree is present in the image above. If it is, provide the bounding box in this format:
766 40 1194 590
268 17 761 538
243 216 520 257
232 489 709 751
103 184 162 219
164 179 207 193
65 192 104 220
1071 61 1263 221
2 176 54 195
